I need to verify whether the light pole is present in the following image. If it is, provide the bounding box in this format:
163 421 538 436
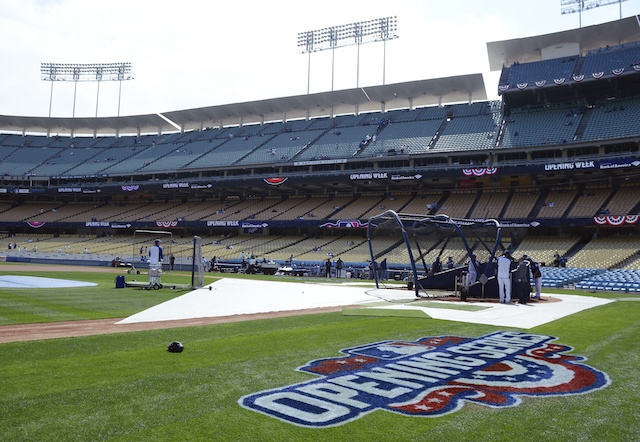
561 0 628 27
41 62 133 118
297 16 398 94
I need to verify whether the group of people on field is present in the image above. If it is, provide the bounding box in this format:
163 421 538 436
432 250 543 304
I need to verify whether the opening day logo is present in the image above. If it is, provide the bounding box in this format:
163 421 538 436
239 331 610 428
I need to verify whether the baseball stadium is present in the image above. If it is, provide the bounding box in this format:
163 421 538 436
1 4 640 441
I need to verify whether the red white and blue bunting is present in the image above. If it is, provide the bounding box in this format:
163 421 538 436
156 221 178 228
27 221 46 228
593 215 639 226
462 167 498 177
122 185 140 192
503 65 638 94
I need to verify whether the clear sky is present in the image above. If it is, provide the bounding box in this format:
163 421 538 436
0 0 638 119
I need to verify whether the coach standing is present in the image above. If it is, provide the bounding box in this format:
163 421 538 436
496 250 512 304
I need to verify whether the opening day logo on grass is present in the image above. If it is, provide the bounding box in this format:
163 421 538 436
239 331 610 428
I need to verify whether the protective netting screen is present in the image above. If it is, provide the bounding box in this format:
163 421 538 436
192 235 204 288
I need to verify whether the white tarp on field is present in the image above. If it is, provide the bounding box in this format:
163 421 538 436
117 278 614 329
358 294 614 329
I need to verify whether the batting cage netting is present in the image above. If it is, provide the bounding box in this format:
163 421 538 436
192 235 205 289
366 210 503 298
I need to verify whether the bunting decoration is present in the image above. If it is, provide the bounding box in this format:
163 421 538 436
156 221 178 228
462 167 498 177
593 215 638 226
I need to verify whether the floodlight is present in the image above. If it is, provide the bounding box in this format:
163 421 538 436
297 16 399 93
40 62 133 118
560 0 628 26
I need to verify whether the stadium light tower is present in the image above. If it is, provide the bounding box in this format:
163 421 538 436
297 16 398 94
561 0 628 27
41 62 133 118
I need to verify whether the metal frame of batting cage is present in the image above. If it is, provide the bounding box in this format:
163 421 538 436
367 210 503 298
367 210 421 297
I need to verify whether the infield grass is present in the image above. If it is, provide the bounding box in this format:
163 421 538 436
0 264 638 441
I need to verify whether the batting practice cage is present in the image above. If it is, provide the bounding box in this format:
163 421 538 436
366 210 504 299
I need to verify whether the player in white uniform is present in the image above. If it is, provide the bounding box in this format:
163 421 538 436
467 254 478 286
496 250 513 303
148 239 164 286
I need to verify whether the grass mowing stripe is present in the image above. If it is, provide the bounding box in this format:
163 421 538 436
0 303 65 324
342 307 432 318
0 290 101 321
0 280 184 325
409 300 489 311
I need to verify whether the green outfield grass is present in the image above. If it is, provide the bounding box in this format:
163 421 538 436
0 267 204 325
0 264 639 441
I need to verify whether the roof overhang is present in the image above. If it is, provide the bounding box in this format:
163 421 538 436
0 75 487 137
163 74 487 132
487 15 640 71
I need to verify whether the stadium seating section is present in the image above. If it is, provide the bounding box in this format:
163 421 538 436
3 97 640 181
499 42 640 88
2 39 640 294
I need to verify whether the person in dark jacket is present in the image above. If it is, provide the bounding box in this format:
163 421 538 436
528 257 543 299
432 257 442 275
514 256 531 304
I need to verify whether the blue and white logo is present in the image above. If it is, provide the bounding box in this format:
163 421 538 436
239 331 610 427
